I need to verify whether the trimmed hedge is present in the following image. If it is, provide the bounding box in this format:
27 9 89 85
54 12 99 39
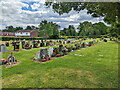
1 35 109 41
1 36 65 41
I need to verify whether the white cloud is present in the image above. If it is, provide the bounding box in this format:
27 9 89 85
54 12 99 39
0 0 106 30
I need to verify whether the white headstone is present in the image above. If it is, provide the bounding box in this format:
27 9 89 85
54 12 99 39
65 41 66 44
49 47 53 57
36 52 40 59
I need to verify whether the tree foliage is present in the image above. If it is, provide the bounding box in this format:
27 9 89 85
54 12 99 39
38 20 60 37
45 2 120 38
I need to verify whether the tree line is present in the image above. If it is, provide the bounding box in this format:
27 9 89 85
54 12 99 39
1 20 119 38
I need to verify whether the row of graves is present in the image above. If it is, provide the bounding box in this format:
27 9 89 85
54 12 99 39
0 39 98 53
33 39 99 62
0 40 54 52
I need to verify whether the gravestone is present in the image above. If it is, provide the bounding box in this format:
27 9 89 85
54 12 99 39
14 41 20 51
85 42 88 47
49 47 53 57
40 48 48 57
22 41 25 48
46 41 49 46
0 45 7 53
82 43 85 48
36 52 40 59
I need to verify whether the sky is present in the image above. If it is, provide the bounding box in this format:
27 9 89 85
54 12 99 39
0 0 106 30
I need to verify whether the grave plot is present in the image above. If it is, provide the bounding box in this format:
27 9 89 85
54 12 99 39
34 48 53 62
0 52 19 68
23 41 32 49
32 40 39 48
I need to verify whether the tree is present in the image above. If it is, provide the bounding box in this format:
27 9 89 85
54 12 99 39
60 28 67 36
68 25 76 36
38 20 60 38
14 27 23 31
45 2 120 38
25 26 32 30
78 21 92 37
108 18 120 38
2 25 15 32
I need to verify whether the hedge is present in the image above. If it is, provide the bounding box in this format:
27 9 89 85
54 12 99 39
1 35 109 41
1 36 66 41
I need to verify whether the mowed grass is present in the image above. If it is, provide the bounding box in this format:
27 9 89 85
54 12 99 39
2 41 118 88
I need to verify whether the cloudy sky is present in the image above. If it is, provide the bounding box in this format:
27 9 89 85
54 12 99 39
0 0 106 30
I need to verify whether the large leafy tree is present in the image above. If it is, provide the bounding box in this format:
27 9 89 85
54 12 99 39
45 2 120 38
38 20 60 37
45 2 120 23
78 21 92 36
77 21 108 37
67 25 76 36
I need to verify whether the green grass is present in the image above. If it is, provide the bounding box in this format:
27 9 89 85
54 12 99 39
2 40 118 88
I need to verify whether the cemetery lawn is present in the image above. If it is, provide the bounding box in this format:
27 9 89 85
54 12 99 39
2 41 118 88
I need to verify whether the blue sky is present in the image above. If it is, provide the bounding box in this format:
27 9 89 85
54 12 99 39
21 1 39 11
0 0 106 30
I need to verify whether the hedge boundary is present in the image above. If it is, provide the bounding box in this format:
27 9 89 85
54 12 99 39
1 35 109 41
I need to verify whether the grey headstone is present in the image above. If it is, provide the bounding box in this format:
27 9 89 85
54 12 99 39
0 46 7 53
40 48 48 56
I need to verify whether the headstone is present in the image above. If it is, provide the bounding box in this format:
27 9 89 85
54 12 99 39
85 42 88 47
36 52 40 59
46 41 49 46
22 41 25 48
14 41 20 51
82 43 85 48
39 48 48 61
0 45 7 53
40 48 48 57
49 47 53 57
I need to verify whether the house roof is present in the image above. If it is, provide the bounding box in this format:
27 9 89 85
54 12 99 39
16 30 36 33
